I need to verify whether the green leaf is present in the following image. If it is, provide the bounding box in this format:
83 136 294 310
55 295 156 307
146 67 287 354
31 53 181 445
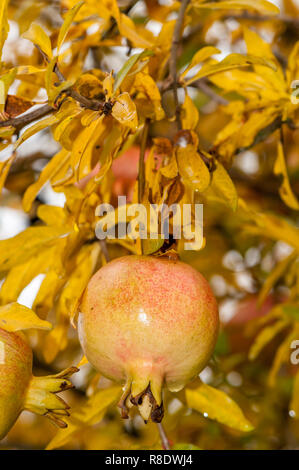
186 382 254 432
142 238 164 255
113 50 154 94
282 304 299 321
57 0 84 53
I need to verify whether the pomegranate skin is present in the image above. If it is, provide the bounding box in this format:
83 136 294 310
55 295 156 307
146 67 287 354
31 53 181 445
0 328 32 439
78 256 219 419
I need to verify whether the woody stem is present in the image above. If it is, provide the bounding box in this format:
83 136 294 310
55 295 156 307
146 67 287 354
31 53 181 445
157 422 171 450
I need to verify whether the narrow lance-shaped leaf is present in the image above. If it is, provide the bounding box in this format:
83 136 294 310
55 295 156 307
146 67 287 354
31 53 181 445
181 46 221 79
186 382 254 432
191 0 280 15
113 50 154 94
57 0 85 53
23 23 53 59
0 0 9 60
274 141 299 210
46 386 122 450
248 318 290 361
185 53 277 85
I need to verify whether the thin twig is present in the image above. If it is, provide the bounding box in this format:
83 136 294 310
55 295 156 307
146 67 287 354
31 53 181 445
169 0 190 130
157 423 171 450
196 79 229 106
138 119 149 205
99 240 110 263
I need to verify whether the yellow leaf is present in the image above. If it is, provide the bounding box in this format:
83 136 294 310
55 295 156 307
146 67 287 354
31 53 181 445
185 53 276 85
242 211 299 252
77 386 122 425
243 27 284 86
57 243 100 320
0 68 17 113
186 382 254 432
290 370 299 420
258 252 296 307
14 114 57 150
45 417 80 450
0 303 52 332
37 205 67 227
181 46 221 79
46 386 122 450
57 0 84 53
23 23 53 59
268 327 299 386
0 226 70 271
43 323 69 363
160 154 178 179
0 247 58 305
204 161 238 210
286 41 299 85
0 153 16 194
274 141 299 210
248 319 290 361
33 270 62 320
181 94 199 130
0 0 9 60
192 0 280 15
176 144 210 192
23 149 71 212
112 92 138 129
117 13 153 49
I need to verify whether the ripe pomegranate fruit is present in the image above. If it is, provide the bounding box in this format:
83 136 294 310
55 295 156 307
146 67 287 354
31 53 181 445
78 255 219 422
76 146 140 203
0 327 77 440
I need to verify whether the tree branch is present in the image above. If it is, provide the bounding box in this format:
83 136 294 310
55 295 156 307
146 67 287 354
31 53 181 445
169 0 191 130
0 104 53 131
99 240 110 263
195 79 229 106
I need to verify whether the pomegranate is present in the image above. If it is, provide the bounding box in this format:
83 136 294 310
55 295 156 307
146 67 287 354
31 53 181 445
78 255 219 422
0 327 77 440
76 146 140 202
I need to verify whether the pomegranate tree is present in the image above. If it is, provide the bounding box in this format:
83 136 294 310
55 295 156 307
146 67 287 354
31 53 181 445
78 255 219 423
0 327 77 440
